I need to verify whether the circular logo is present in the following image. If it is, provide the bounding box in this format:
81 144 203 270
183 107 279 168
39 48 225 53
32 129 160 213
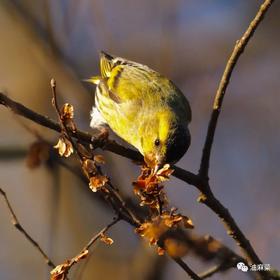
237 262 248 272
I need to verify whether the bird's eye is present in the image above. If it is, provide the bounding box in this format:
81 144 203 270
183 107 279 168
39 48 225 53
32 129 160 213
154 139 160 146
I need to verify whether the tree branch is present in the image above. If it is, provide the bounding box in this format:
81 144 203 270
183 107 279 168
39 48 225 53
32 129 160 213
172 257 202 280
51 217 120 279
199 0 274 179
196 1 275 279
198 188 262 264
81 217 119 252
198 264 227 279
0 92 200 186
50 79 141 227
0 187 56 269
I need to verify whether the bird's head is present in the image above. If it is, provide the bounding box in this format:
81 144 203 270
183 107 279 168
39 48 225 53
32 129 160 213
140 111 190 168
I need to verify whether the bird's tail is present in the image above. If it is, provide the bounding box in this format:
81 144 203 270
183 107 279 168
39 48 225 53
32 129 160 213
100 51 114 78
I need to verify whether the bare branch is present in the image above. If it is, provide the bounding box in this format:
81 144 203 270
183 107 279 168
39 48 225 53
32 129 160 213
199 264 226 279
199 0 275 179
0 187 56 269
0 92 200 186
51 217 120 279
50 79 141 227
172 257 202 280
196 1 275 279
197 188 264 266
82 217 119 251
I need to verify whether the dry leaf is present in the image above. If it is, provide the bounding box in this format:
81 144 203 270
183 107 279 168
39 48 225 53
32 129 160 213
135 218 168 246
89 175 108 192
133 164 173 209
61 103 74 119
94 155 106 164
162 211 194 229
136 211 194 248
207 238 222 253
50 250 89 280
162 213 183 228
100 233 114 245
181 216 194 229
50 263 69 280
157 247 165 256
54 136 73 157
164 238 188 258
83 159 97 174
74 249 89 262
155 164 174 182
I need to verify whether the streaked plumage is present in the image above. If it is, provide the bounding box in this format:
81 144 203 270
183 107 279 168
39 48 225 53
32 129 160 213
88 51 191 167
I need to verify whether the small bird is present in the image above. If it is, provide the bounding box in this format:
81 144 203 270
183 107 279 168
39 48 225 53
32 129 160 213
87 51 191 167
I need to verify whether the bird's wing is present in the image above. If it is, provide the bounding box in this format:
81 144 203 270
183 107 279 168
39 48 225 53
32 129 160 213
99 52 191 123
100 51 164 103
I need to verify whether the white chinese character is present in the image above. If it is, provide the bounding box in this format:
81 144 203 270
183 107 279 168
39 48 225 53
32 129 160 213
264 264 271 271
251 264 257 271
257 264 264 271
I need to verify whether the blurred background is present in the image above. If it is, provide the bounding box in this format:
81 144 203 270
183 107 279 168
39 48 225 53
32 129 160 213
0 0 279 279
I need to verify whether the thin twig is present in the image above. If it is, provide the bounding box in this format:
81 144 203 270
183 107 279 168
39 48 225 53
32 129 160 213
198 261 258 280
50 79 141 227
51 78 81 159
51 79 64 131
52 217 120 277
52 83 140 244
0 187 56 269
80 217 119 253
199 0 274 179
197 1 275 279
0 183 250 279
184 231 260 279
197 187 274 280
198 264 225 279
172 257 202 280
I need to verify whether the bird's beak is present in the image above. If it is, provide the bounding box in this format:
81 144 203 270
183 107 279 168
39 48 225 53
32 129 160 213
155 154 165 167
144 154 156 168
144 153 165 170
153 155 166 175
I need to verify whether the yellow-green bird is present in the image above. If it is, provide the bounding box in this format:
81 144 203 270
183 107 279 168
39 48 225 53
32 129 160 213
87 51 191 167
